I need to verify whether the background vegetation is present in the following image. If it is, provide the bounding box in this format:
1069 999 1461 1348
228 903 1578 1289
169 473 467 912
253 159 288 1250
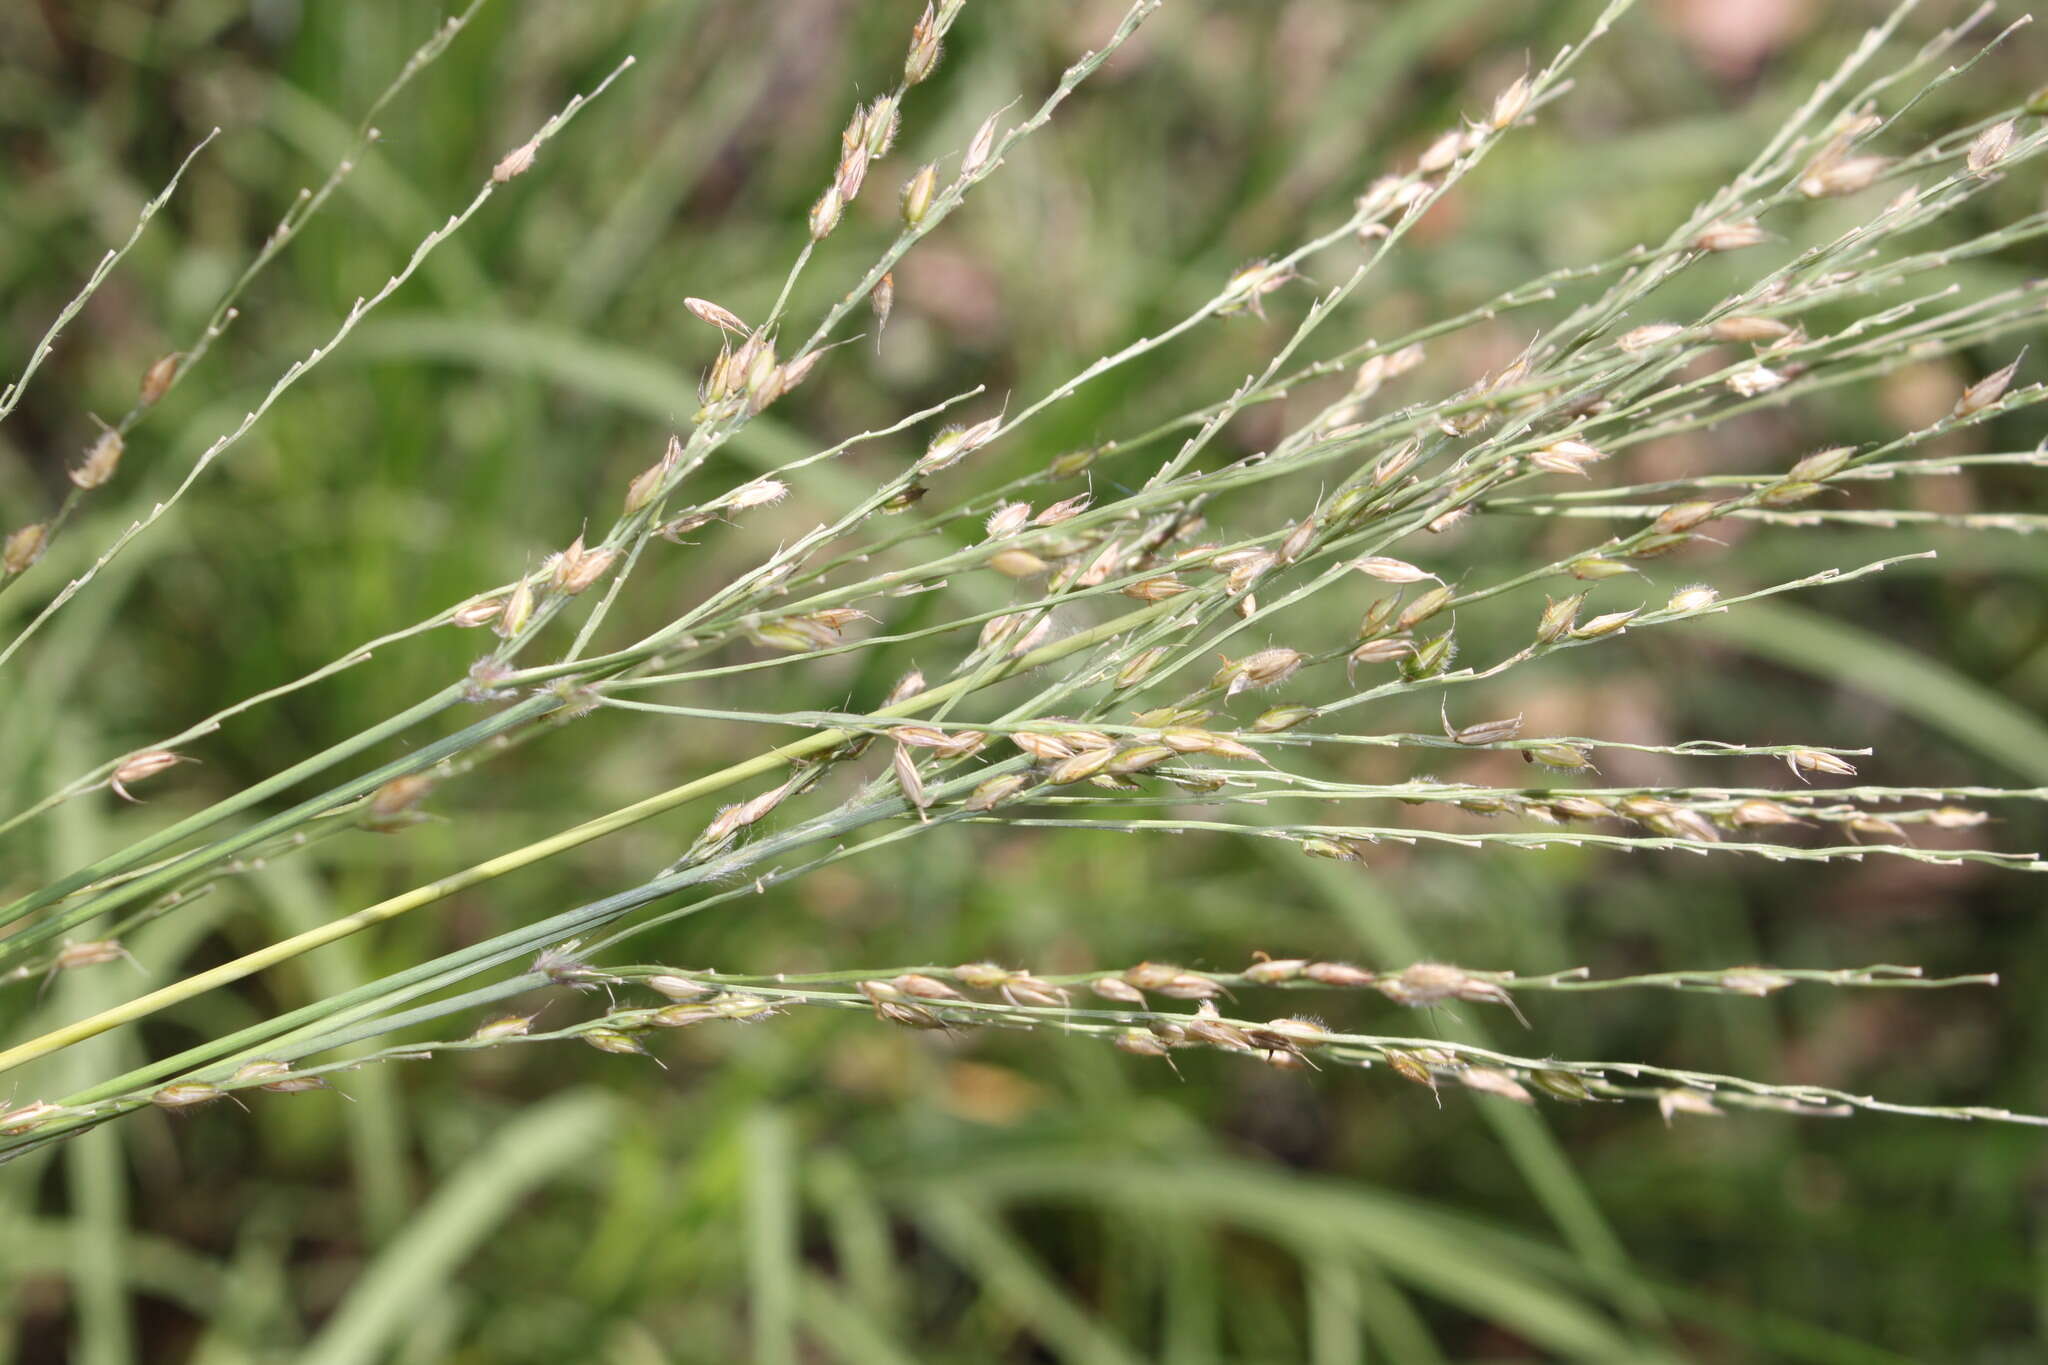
2 0 2046 1359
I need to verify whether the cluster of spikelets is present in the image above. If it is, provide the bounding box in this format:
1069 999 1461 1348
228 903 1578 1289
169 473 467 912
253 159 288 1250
8 955 2008 1134
6 0 2048 1155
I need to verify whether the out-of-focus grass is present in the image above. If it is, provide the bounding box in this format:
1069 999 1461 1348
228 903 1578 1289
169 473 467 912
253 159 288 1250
2 1 2045 1359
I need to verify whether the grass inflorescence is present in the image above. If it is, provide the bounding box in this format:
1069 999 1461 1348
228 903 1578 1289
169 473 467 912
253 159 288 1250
4 0 2048 1168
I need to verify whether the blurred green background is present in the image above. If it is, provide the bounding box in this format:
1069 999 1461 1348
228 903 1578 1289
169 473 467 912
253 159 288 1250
3 0 2047 1360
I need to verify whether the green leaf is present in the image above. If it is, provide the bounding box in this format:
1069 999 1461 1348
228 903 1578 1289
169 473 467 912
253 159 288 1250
298 1090 614 1365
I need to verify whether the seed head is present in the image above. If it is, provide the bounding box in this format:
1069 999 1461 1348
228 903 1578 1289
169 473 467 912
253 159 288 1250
1535 592 1584 643
54 939 132 973
0 1101 67 1135
1764 478 1833 510
685 297 748 334
920 416 1002 473
1424 504 1473 534
1115 575 1182 603
901 164 938 226
1218 258 1298 319
1664 584 1720 613
862 95 901 158
1182 1001 1252 1051
581 1028 648 1057
1011 729 1076 762
1552 795 1610 820
1966 120 2017 176
1251 1017 1329 1055
615 450 670 515
1789 446 1855 481
1373 436 1424 485
882 973 959 1004
905 3 942 84
649 1004 718 1028
1460 1068 1534 1104
1798 154 1889 198
1954 354 2023 419
1355 175 1403 224
711 995 783 1024
1618 323 1685 352
1343 638 1409 679
139 352 181 406
472 1013 538 1042
1045 446 1098 481
1571 609 1637 640
852 276 888 343
1652 500 1721 535
1726 364 1786 397
366 772 435 824
491 139 539 183
229 1060 325 1093
1046 748 1117 786
1693 220 1767 252
1718 970 1793 996
952 962 1012 990
702 343 738 404
1034 494 1091 526
4 523 47 576
809 186 844 239
1487 74 1533 131
781 350 824 396
1114 1029 1173 1059
1116 647 1168 689
983 502 1031 539
1730 799 1806 828
1302 961 1375 988
1525 743 1595 771
1530 439 1606 477
1106 745 1175 775
1401 629 1456 679
1568 557 1635 581
644 974 716 1002
1222 960 1301 993
1449 713 1523 746
1154 971 1224 1000
1091 976 1147 1005
1350 556 1434 584
728 478 789 511
1250 705 1317 733
1709 315 1794 343
71 428 125 489
892 745 930 812
1787 749 1857 781
110 750 186 801
1395 584 1455 631
451 596 504 628
988 548 1048 579
1511 1070 1586 1104
1001 974 1069 1008
494 576 534 638
1214 647 1303 697
1121 961 1183 991
1272 517 1315 565
962 111 1002 176
1658 1089 1722 1123
1651 807 1722 843
152 1082 227 1110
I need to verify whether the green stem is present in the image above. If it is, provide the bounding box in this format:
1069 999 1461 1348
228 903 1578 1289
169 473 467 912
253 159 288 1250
0 602 1171 1080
